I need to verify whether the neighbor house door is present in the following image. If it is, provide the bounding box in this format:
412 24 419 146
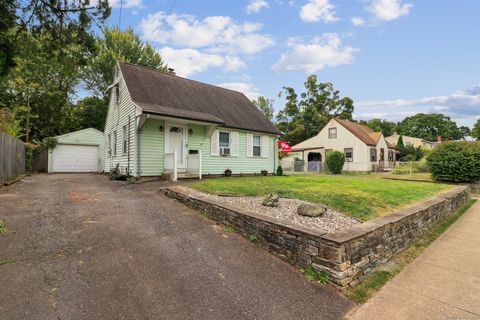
166 124 186 169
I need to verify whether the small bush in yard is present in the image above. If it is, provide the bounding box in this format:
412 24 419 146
276 165 283 176
427 141 480 182
326 151 345 174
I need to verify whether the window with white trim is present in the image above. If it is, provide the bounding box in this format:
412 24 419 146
328 127 337 139
253 135 261 157
370 148 377 162
219 131 230 155
122 125 127 155
107 133 111 157
115 85 120 106
344 148 353 162
113 131 117 156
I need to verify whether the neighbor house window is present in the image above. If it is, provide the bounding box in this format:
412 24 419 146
344 148 353 162
380 148 385 161
219 131 230 155
107 133 111 157
253 135 261 156
328 127 337 139
113 130 117 156
388 150 394 162
370 148 377 162
122 125 127 154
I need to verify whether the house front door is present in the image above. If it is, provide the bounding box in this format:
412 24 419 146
166 124 186 169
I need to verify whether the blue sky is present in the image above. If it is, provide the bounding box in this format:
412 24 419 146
105 0 480 128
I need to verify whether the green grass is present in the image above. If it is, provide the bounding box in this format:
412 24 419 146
345 199 477 303
302 266 329 284
0 259 15 266
0 220 7 236
190 175 451 221
225 226 237 233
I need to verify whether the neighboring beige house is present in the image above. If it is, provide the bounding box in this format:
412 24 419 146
385 134 435 150
292 118 397 172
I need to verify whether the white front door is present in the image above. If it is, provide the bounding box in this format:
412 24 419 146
166 124 186 169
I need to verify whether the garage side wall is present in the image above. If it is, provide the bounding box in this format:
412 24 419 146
103 70 138 176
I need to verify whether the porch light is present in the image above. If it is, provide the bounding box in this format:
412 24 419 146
159 126 164 132
189 129 194 135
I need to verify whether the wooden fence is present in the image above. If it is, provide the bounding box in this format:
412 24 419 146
0 130 26 184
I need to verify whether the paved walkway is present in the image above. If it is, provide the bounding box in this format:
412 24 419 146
348 198 480 320
0 174 354 320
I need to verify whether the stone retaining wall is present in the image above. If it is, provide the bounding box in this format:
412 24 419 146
162 186 470 289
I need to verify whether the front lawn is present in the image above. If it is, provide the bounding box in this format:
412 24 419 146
189 175 452 221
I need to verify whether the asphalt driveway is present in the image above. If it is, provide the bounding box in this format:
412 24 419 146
0 174 354 320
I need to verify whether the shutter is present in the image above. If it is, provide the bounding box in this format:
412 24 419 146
231 131 239 157
246 133 253 157
211 129 219 156
261 135 269 158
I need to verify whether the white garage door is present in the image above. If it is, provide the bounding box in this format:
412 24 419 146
52 144 99 172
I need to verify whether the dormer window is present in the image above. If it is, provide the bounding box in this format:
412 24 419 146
328 127 337 139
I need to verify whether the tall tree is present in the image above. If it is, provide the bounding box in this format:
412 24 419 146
83 26 169 97
252 96 274 121
361 118 397 136
74 96 109 131
397 113 466 141
276 75 354 145
0 31 83 141
1 0 110 76
0 0 16 77
472 119 480 140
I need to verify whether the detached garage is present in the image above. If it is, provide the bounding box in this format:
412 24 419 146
48 128 104 173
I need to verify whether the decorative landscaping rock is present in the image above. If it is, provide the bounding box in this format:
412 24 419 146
262 193 280 207
297 203 328 217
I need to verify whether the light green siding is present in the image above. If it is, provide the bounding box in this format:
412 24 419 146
48 128 104 173
139 119 165 176
103 68 138 176
189 125 277 175
139 120 278 176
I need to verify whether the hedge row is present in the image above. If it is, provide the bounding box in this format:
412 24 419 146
427 141 480 182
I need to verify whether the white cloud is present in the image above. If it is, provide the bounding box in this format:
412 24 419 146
272 33 358 73
356 85 480 123
217 82 261 100
246 0 269 14
158 47 245 77
351 16 365 26
367 0 412 21
109 0 143 8
139 12 274 55
299 0 338 23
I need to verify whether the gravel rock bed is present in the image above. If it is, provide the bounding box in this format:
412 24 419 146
177 186 360 234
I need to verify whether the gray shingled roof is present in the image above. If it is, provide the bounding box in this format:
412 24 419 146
119 62 280 135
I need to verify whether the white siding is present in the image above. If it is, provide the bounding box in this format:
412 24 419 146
103 66 138 176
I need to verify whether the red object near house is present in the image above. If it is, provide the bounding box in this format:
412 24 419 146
277 141 293 152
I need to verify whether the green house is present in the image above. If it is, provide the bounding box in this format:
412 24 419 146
104 62 280 180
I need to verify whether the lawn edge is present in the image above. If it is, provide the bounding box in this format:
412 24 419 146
344 198 477 303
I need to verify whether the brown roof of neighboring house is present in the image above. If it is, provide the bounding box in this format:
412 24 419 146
334 118 395 148
119 62 281 135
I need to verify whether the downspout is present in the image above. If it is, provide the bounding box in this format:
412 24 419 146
273 136 277 174
127 115 131 176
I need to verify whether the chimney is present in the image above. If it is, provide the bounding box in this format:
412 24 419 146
437 135 442 143
167 68 176 76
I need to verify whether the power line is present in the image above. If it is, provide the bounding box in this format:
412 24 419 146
119 0 123 29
